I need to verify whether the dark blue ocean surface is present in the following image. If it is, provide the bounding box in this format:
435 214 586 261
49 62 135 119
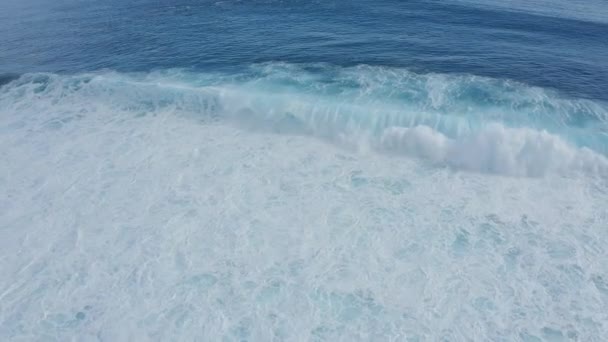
1 1 608 341
1 0 608 100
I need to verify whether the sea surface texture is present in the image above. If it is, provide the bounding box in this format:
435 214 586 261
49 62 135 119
1 0 608 341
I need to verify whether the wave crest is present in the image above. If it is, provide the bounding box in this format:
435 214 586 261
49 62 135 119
380 124 608 177
1 64 607 177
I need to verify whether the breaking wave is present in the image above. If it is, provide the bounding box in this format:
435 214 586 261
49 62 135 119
1 63 607 177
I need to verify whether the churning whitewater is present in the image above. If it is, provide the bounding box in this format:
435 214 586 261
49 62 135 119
1 62 608 341
2 64 608 177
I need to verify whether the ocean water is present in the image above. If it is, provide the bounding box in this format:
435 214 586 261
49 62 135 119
1 0 608 341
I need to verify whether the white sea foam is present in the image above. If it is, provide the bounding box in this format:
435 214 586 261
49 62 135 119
2 65 606 177
1 65 607 340
380 124 608 176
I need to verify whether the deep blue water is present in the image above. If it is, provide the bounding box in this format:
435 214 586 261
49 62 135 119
1 0 608 100
2 1 608 341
